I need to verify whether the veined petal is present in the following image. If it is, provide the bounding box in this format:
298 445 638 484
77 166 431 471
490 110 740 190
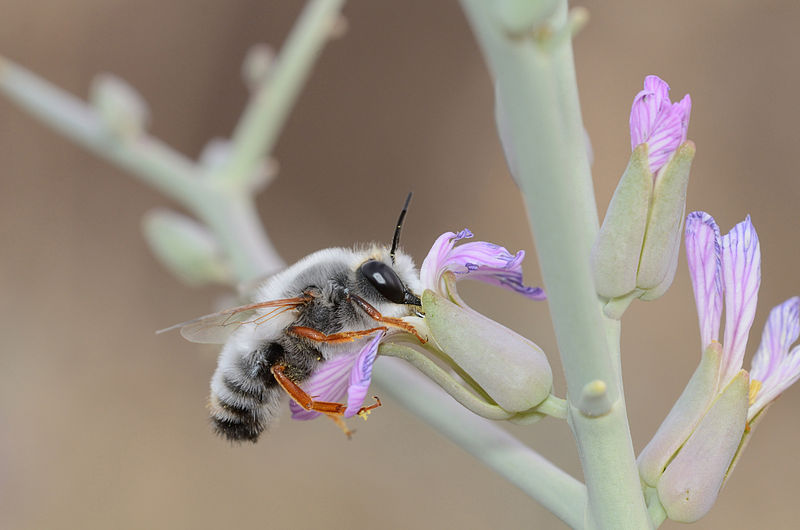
419 229 473 295
749 297 800 417
720 216 761 386
290 332 383 420
344 331 384 417
629 75 691 174
420 230 544 300
685 211 723 349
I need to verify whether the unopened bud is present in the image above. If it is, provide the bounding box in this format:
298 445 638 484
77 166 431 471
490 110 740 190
89 74 149 140
142 209 230 286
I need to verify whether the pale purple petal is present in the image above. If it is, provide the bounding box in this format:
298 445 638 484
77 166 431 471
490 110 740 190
290 352 353 420
749 298 800 416
419 229 473 294
290 332 385 421
344 331 384 417
685 211 723 349
420 229 545 300
751 297 800 381
629 75 691 174
720 216 761 385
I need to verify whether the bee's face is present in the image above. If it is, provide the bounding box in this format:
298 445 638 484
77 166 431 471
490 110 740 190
355 248 422 308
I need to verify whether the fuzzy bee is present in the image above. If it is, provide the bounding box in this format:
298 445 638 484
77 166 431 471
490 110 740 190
161 195 425 442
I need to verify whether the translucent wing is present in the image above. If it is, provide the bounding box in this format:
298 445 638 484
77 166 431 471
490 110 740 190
157 296 310 344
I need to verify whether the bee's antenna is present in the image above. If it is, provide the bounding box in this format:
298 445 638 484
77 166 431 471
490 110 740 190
390 192 413 264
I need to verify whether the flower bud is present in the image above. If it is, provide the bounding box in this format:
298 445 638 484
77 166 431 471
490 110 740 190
638 342 721 486
89 73 149 140
142 209 230 286
421 290 552 412
656 371 749 523
591 141 695 306
637 141 695 293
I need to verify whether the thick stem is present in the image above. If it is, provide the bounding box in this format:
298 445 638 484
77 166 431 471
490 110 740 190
460 1 650 527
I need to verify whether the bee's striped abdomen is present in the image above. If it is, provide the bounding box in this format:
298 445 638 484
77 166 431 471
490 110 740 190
209 343 283 442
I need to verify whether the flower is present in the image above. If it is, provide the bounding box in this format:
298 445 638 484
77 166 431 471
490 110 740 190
591 76 694 307
640 211 800 522
629 75 691 175
419 229 545 300
418 229 552 412
290 330 384 420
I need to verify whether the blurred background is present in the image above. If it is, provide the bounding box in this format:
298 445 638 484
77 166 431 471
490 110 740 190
1 1 798 528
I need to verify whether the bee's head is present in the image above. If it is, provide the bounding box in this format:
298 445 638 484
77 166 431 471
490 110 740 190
359 254 421 307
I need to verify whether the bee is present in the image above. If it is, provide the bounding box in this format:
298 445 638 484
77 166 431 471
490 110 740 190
161 194 425 442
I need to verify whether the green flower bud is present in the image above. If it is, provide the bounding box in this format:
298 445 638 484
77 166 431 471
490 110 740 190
89 73 149 140
142 209 230 286
422 290 552 412
591 142 695 311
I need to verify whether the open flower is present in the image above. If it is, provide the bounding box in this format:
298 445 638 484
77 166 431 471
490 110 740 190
630 75 691 175
640 211 800 522
417 229 552 412
420 229 545 300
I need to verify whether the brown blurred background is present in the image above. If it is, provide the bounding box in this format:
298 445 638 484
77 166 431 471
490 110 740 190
1 1 798 529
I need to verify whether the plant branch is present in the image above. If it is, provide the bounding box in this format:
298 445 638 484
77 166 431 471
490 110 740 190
215 0 346 187
373 356 586 528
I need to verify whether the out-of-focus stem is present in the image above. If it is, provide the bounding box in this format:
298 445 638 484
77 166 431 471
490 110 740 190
459 1 650 528
373 356 586 528
216 0 346 187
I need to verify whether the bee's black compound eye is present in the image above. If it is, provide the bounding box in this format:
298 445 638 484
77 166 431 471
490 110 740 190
359 260 407 305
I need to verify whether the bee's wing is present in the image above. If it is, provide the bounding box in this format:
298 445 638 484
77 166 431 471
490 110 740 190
157 297 309 344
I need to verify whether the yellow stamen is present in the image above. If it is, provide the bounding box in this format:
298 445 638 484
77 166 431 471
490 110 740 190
748 379 762 406
358 409 372 421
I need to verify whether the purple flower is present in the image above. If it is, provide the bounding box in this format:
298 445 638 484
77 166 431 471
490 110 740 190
686 212 760 387
290 331 384 420
630 75 691 174
749 297 800 418
419 229 545 300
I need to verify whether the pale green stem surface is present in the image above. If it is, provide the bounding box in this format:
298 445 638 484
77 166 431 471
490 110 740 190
373 356 586 528
460 1 650 528
216 0 346 187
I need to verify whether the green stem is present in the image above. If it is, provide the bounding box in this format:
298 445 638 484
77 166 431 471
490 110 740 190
216 0 346 187
459 1 650 528
373 356 586 528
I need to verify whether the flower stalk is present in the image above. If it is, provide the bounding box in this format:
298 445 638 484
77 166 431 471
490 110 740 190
460 1 650 527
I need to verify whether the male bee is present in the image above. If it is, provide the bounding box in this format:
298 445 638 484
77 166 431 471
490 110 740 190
162 194 424 442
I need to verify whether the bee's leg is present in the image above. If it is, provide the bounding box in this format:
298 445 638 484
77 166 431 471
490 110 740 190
270 365 382 437
287 325 388 344
349 294 427 343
